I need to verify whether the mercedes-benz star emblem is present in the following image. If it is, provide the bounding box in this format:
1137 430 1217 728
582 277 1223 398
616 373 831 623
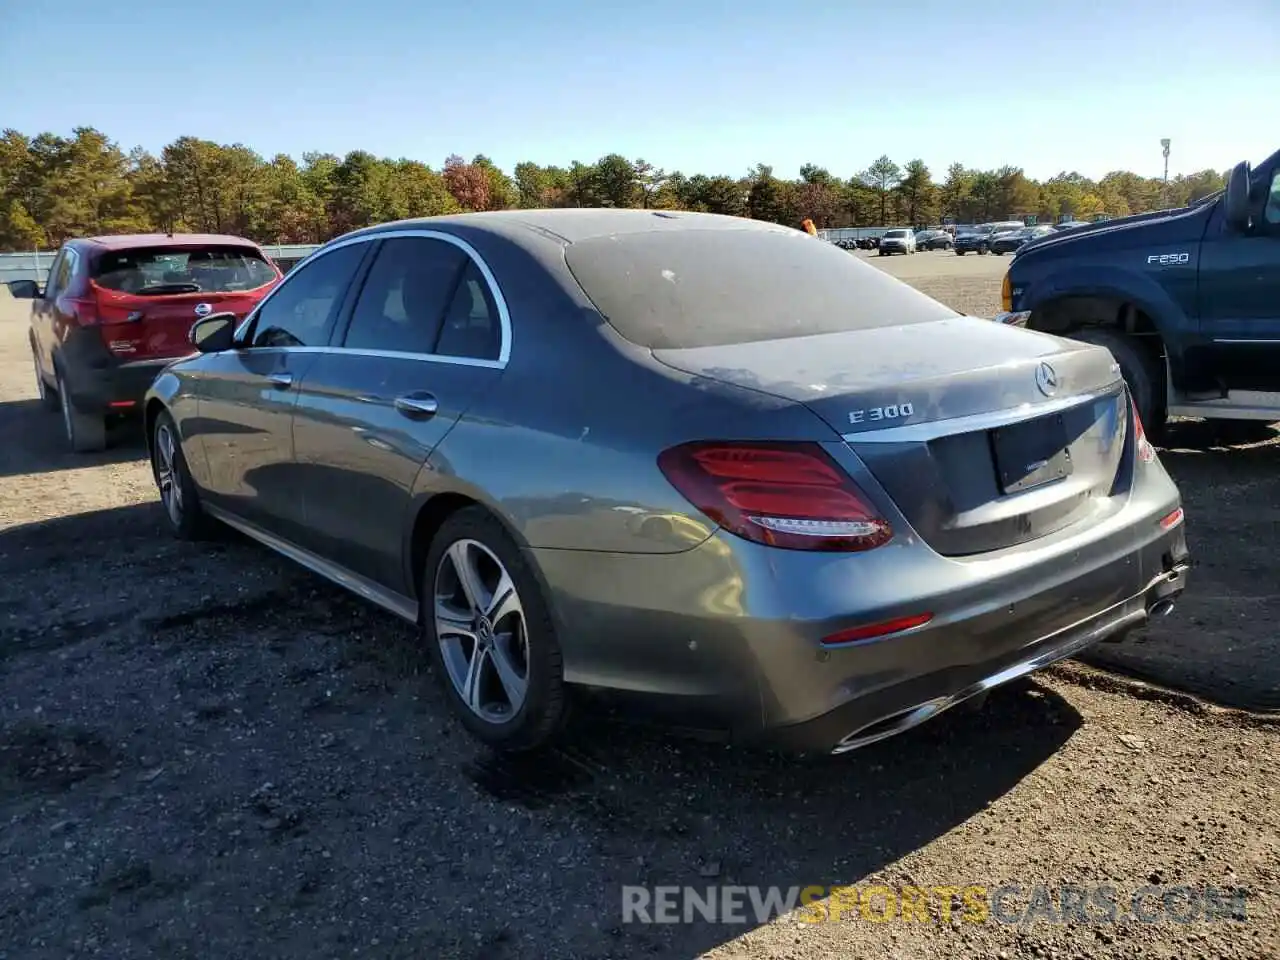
194 303 212 318
1035 361 1059 397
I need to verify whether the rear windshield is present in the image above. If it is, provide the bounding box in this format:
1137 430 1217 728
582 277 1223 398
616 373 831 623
92 245 278 295
564 227 958 350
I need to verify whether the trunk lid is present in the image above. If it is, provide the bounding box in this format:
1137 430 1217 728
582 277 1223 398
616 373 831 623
653 316 1131 556
93 287 271 359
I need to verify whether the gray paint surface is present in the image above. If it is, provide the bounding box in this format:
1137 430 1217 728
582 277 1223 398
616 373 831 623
147 208 1190 751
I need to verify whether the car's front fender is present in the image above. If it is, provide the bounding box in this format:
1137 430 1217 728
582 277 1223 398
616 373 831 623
144 364 210 486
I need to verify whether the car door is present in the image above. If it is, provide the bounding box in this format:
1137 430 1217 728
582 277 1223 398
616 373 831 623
290 231 509 594
1196 168 1280 392
192 240 371 543
32 247 74 379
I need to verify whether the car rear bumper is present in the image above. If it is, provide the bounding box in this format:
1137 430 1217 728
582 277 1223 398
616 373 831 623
768 556 1186 754
63 356 179 414
532 462 1188 753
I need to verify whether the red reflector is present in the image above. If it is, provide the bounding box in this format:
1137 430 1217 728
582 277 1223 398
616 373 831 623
657 441 893 552
1159 507 1184 530
822 613 934 647
109 401 136 409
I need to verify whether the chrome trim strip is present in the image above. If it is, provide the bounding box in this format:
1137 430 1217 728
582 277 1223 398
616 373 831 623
1211 338 1280 345
840 381 1123 444
204 504 420 623
232 227 513 369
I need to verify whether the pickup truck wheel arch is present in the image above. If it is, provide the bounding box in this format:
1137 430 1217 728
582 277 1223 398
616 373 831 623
1063 327 1167 436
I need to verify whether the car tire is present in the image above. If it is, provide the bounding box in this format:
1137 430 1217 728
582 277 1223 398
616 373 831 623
32 347 58 412
151 409 214 540
56 371 107 453
1067 327 1167 438
979 245 989 255
956 250 965 256
423 506 568 753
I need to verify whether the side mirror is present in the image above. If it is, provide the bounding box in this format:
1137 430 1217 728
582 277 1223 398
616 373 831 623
1224 160 1252 231
190 313 237 353
7 279 39 299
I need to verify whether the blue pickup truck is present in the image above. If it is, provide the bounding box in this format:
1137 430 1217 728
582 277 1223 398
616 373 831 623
996 148 1280 436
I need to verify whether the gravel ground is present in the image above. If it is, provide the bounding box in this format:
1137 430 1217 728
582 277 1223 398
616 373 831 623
1 259 1277 960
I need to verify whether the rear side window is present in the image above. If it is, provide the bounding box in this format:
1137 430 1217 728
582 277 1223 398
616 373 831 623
92 245 278 295
564 228 957 350
435 261 501 361
343 237 468 354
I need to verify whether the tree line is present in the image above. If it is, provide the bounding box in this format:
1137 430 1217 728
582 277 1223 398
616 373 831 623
0 127 1229 252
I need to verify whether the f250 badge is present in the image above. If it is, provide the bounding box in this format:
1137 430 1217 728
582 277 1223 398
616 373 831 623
1147 252 1190 265
849 403 914 425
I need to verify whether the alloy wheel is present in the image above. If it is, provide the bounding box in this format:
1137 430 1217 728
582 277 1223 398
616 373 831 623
153 422 185 528
433 538 530 724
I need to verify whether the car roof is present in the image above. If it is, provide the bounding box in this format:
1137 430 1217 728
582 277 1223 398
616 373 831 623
76 233 264 251
343 208 790 247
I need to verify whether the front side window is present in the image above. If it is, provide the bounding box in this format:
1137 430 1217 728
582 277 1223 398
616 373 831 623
343 237 468 354
250 242 367 348
1264 170 1280 226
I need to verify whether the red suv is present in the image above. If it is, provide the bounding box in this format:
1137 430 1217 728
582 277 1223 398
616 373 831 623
22 233 283 451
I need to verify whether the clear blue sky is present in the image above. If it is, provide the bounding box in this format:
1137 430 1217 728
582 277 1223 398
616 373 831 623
2 0 1276 182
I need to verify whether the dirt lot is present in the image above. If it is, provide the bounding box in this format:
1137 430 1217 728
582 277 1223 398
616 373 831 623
1 260 1277 960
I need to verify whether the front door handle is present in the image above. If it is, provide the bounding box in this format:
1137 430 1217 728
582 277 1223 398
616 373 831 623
267 372 293 389
394 394 439 419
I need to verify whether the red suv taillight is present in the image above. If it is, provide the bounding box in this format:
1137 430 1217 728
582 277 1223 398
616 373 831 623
657 441 893 552
1130 399 1156 463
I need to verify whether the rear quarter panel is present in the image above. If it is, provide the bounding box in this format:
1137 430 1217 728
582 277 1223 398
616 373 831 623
411 231 840 556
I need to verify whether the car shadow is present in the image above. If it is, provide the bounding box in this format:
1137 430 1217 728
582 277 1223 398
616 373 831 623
0 398 147 478
463 682 1080 957
0 498 1081 958
1079 420 1280 712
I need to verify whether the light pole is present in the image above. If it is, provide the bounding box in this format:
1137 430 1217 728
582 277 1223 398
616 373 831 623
1161 139 1171 207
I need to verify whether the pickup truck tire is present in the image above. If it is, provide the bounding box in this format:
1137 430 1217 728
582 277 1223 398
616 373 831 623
1067 327 1166 437
955 250 965 256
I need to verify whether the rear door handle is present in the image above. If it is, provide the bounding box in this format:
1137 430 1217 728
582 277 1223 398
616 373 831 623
267 372 293 389
394 394 439 419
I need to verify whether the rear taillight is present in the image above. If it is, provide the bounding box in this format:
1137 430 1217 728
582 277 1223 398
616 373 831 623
657 441 893 552
1130 399 1156 463
66 298 99 326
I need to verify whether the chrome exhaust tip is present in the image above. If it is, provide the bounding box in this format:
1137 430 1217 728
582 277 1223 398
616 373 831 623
1148 598 1176 618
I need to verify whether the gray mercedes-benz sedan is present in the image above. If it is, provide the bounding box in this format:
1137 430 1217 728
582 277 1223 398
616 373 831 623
144 209 1190 755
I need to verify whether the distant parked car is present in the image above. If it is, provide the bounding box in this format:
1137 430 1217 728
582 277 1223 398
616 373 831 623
143 208 1189 755
877 229 917 255
20 233 283 451
1052 221 1091 231
953 228 992 255
990 224 1056 255
915 230 954 251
